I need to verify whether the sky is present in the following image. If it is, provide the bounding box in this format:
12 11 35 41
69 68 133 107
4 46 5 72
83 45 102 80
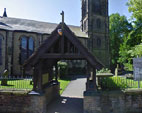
0 0 132 26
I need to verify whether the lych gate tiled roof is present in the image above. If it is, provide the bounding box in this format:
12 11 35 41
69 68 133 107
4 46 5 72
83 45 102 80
23 23 103 70
0 17 88 38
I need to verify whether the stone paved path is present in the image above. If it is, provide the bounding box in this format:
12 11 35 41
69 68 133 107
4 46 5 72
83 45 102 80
46 75 86 113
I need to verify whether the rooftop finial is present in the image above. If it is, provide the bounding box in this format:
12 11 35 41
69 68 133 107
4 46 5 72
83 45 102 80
3 8 7 17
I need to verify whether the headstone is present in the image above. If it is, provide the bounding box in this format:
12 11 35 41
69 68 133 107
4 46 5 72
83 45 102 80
133 58 142 80
1 69 8 86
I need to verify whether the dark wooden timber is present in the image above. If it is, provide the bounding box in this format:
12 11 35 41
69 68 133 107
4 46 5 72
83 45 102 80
40 53 85 60
23 23 103 70
37 61 43 92
55 63 58 82
23 22 104 92
33 65 38 90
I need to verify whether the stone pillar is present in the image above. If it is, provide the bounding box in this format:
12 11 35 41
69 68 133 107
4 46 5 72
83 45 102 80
84 91 101 113
84 63 98 113
86 63 96 91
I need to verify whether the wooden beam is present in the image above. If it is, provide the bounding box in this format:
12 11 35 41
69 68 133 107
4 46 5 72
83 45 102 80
93 68 97 89
55 64 58 82
33 65 38 91
61 35 64 53
37 61 43 92
67 40 70 53
40 53 85 60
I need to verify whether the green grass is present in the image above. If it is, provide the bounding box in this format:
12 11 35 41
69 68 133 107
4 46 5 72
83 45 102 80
0 78 71 93
58 78 71 94
0 79 33 90
101 76 142 90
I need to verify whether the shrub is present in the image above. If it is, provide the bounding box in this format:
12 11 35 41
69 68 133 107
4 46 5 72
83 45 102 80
57 61 68 78
125 74 134 79
97 68 111 73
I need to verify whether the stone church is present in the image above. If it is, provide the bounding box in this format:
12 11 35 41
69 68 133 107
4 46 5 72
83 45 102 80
0 0 109 76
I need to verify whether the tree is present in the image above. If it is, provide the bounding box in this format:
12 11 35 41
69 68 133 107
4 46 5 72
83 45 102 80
119 23 142 70
109 13 132 70
118 0 142 70
127 0 142 21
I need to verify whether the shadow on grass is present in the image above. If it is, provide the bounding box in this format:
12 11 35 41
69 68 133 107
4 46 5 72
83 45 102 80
0 84 14 86
61 75 87 81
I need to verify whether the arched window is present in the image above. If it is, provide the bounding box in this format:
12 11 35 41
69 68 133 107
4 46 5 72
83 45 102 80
0 35 3 65
20 36 34 64
96 19 101 29
28 37 34 56
97 38 101 47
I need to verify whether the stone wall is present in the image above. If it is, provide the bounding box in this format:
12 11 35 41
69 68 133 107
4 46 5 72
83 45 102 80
84 90 142 113
0 30 6 75
0 84 59 113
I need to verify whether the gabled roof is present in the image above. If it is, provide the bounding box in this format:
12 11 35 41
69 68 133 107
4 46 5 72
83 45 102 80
23 23 103 70
0 17 88 38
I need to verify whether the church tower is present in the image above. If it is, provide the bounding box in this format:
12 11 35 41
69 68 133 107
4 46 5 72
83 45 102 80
81 0 110 68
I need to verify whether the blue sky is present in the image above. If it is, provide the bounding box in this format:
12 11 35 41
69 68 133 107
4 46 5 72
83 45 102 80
0 0 132 26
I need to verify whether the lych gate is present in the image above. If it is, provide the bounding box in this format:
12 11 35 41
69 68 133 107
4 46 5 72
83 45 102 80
23 19 103 94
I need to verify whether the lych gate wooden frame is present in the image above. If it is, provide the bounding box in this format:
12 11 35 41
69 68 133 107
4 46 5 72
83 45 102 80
23 22 103 92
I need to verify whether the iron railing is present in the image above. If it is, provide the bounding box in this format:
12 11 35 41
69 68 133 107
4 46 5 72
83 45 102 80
98 76 142 90
0 76 33 90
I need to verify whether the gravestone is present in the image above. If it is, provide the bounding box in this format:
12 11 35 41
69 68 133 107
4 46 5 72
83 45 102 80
1 69 8 85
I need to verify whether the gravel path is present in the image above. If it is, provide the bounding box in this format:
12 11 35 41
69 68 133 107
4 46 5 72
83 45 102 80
46 75 86 113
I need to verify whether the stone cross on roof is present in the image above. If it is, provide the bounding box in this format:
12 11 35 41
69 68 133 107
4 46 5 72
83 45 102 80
60 11 64 24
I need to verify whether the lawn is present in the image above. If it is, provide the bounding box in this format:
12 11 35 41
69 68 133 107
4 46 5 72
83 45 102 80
58 78 71 94
0 78 71 94
0 79 33 90
101 76 142 90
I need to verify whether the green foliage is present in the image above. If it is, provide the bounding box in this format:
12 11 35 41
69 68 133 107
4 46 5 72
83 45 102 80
118 22 142 70
128 44 142 57
101 76 142 90
127 0 142 21
109 1 142 71
109 13 132 69
57 61 68 78
125 74 134 79
97 68 111 73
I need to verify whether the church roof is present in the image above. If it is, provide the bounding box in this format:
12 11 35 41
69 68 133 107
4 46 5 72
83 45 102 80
0 17 88 38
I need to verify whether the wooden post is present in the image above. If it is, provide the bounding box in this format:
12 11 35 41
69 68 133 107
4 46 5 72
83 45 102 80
55 64 58 82
33 66 38 91
86 63 90 90
93 68 97 89
37 61 43 92
67 41 70 53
